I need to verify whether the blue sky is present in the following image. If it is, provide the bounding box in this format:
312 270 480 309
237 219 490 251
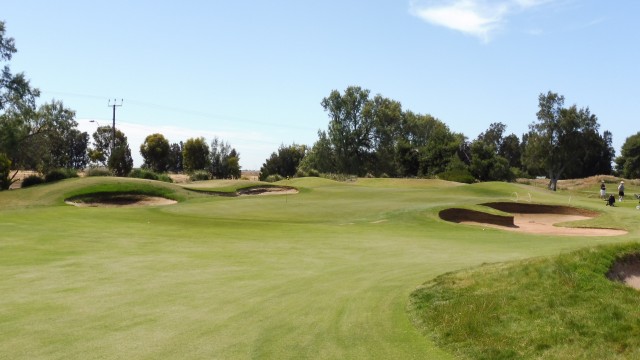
3 1 638 170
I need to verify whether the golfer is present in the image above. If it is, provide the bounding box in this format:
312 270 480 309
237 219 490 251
618 181 625 202
600 181 606 199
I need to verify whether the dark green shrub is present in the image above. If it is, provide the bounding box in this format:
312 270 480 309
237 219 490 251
21 175 44 188
0 153 12 190
189 170 210 181
85 167 112 177
437 169 475 184
264 174 283 182
130 168 159 180
128 169 173 183
307 169 320 177
320 173 356 182
45 168 78 183
157 174 173 183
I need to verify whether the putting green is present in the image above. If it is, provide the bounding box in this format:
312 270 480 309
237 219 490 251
0 177 637 359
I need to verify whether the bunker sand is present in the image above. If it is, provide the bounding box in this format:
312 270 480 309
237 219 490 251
441 202 627 237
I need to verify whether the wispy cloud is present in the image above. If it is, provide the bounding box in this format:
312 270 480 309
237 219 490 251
410 0 555 42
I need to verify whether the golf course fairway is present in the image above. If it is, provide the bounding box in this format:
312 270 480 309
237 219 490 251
0 176 637 359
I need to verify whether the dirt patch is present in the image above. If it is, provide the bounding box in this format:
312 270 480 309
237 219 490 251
65 194 177 207
168 173 190 184
440 202 626 237
8 170 40 189
607 254 640 290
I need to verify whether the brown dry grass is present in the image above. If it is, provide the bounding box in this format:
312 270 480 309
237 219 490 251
516 175 639 191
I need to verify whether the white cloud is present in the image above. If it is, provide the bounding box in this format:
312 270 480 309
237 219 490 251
410 0 555 42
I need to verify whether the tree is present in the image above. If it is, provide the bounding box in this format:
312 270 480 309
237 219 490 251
89 126 128 167
615 132 640 178
88 125 132 176
522 91 611 190
140 133 170 172
209 137 230 178
226 150 241 179
367 95 403 177
35 101 84 172
298 130 335 174
259 143 307 180
48 128 89 170
167 141 184 173
500 134 522 169
209 137 240 179
182 137 210 172
469 140 512 182
322 86 373 175
0 152 12 190
572 129 614 177
468 123 515 181
108 144 133 177
0 21 40 113
0 22 87 175
1 100 80 172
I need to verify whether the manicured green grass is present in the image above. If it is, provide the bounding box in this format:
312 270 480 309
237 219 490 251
0 177 638 359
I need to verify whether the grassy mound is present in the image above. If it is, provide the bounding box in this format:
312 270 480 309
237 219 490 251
0 176 197 208
408 243 640 360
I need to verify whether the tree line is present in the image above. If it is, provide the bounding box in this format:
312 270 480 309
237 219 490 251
260 86 639 191
2 21 639 191
0 21 239 189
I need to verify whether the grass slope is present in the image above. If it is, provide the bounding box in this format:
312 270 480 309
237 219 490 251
408 243 640 359
0 177 638 359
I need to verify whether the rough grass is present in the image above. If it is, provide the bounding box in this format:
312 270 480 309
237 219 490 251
408 243 640 359
0 177 638 359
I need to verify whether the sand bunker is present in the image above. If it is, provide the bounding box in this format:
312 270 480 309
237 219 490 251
607 254 640 290
65 194 177 207
439 202 626 237
237 186 298 196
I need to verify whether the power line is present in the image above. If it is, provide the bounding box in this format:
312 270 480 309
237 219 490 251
40 90 319 131
108 98 123 151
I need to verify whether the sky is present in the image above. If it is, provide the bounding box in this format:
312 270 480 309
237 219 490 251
2 1 639 170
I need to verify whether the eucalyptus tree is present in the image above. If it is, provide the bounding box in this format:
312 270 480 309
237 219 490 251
523 91 611 190
0 22 86 174
89 126 129 167
322 86 373 175
182 137 210 172
140 133 171 172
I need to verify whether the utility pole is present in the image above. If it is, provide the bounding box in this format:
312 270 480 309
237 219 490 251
108 99 123 152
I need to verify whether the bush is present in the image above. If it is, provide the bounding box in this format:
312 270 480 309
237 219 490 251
307 169 320 177
189 170 210 181
21 175 45 188
157 174 173 183
129 169 173 183
129 168 158 180
320 173 357 182
45 168 78 183
264 174 283 182
85 167 112 177
437 169 475 184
